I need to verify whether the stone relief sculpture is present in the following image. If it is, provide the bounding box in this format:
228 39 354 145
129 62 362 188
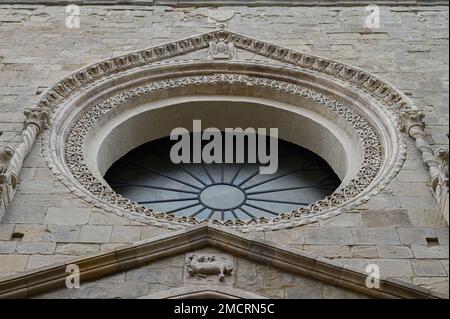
436 148 449 188
208 41 236 60
435 147 449 224
0 146 15 221
185 254 233 281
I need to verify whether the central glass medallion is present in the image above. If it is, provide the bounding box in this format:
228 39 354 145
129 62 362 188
199 184 246 211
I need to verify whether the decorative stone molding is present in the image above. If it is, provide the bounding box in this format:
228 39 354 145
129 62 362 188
0 1 447 6
435 147 449 224
401 110 449 224
436 148 449 188
60 72 384 230
0 146 14 177
400 110 440 184
0 146 15 221
31 30 414 230
0 108 50 221
33 30 413 113
9 108 50 187
139 285 267 299
0 224 442 299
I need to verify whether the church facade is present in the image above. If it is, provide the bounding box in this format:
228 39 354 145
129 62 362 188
0 1 448 299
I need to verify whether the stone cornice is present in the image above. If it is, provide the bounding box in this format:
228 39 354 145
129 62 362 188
0 1 447 7
0 224 442 299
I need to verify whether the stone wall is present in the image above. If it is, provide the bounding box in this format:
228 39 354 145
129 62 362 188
35 247 367 299
0 4 448 297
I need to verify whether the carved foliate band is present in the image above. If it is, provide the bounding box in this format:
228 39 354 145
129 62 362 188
63 73 383 227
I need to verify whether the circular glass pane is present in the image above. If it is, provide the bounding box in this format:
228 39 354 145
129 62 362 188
104 135 341 221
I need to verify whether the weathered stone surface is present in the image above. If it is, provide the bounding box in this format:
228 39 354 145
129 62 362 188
372 259 414 277
413 277 449 297
2 206 47 224
125 267 183 285
0 4 447 298
55 243 100 255
110 226 141 243
411 260 447 277
15 242 56 255
412 245 449 259
377 246 414 259
25 254 72 270
286 286 323 299
0 255 29 272
0 241 17 254
47 225 81 243
352 228 400 245
79 226 112 243
304 227 354 245
0 224 14 241
13 224 51 242
351 246 379 259
361 210 412 227
44 207 91 225
303 245 351 258
89 211 144 226
397 228 437 246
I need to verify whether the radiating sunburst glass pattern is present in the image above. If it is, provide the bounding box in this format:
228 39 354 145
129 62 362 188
104 135 341 221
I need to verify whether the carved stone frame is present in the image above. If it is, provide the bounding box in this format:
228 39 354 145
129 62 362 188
38 30 413 231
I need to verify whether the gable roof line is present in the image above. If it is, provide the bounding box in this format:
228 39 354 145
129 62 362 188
0 223 442 299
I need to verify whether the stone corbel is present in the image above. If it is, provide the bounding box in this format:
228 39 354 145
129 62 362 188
0 108 50 222
401 110 449 224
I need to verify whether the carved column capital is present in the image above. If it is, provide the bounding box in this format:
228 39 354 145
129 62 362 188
24 108 50 133
400 110 425 137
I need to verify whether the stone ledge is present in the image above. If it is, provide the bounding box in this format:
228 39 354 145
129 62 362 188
0 0 448 7
0 223 443 299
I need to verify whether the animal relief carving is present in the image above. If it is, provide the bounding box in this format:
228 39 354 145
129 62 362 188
185 253 233 281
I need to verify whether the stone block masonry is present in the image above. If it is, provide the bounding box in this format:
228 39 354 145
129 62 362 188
0 3 448 298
